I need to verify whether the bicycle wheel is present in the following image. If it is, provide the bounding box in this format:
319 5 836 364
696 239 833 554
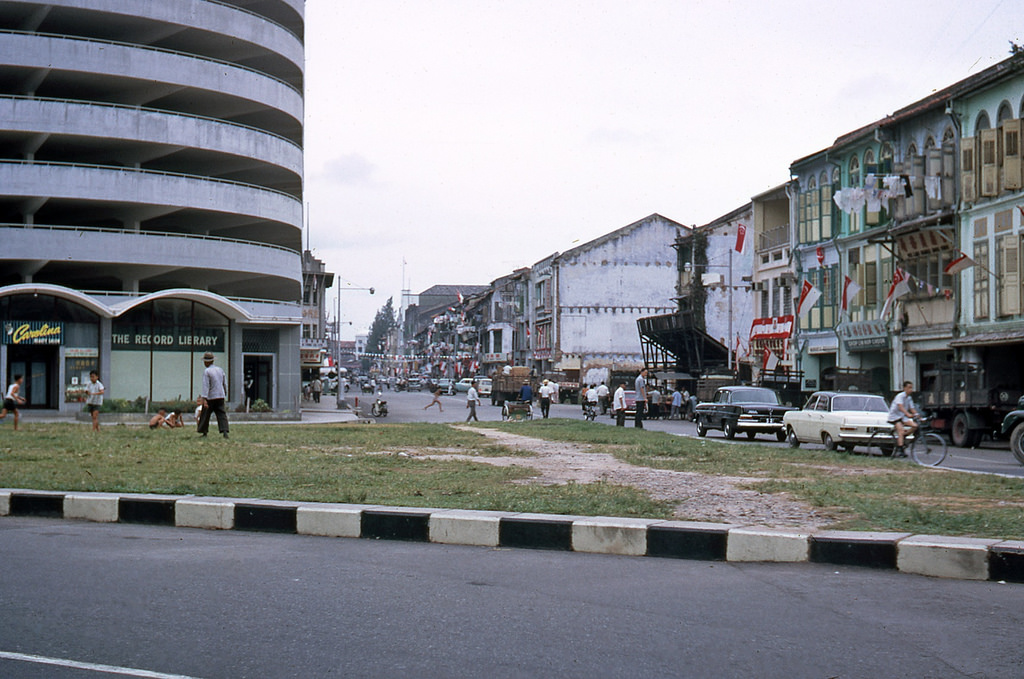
911 432 947 467
867 431 895 457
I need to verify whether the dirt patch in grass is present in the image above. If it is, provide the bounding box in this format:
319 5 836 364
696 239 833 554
429 426 838 528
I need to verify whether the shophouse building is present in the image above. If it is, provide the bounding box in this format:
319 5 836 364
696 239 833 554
533 214 684 386
0 1 305 413
749 184 797 384
952 52 1024 430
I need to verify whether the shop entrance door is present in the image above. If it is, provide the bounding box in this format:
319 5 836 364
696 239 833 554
8 346 58 409
243 355 273 408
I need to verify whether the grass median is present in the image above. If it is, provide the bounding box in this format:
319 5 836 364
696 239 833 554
2 419 1022 540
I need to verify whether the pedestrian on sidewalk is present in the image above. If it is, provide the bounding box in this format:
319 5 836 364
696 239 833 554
424 387 444 412
670 385 682 420
311 377 322 404
85 370 104 432
634 368 648 428
613 382 627 427
465 380 480 422
538 379 553 418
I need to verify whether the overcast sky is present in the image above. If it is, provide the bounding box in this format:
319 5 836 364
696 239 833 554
303 0 1021 338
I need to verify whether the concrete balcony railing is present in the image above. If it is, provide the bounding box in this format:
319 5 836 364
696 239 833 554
0 161 302 234
0 96 302 177
0 224 301 283
3 31 302 124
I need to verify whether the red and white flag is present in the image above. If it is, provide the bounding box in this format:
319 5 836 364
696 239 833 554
841 275 862 312
880 267 911 318
943 252 976 275
734 223 747 253
796 279 822 318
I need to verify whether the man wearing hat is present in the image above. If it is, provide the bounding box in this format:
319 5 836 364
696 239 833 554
198 351 229 439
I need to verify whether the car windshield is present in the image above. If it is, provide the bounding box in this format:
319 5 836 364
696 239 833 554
731 389 779 404
831 395 887 412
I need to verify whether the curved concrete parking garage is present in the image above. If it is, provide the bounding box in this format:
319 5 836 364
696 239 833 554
0 162 302 238
0 97 302 179
2 31 302 125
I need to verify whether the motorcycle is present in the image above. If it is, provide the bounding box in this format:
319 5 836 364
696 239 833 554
371 394 388 418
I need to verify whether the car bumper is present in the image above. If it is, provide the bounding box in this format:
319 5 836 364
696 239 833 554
736 415 786 432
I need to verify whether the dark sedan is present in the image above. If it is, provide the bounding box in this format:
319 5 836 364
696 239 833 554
695 386 796 441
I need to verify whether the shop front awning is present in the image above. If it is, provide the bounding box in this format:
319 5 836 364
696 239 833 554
949 330 1024 347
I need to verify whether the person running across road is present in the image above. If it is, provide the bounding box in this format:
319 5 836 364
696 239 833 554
465 380 480 422
424 387 444 412
634 368 648 428
1 374 26 430
613 382 627 427
85 370 104 432
197 352 229 439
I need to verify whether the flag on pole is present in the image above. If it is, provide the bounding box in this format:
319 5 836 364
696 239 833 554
880 267 911 318
762 349 780 372
457 290 464 305
943 252 976 275
734 223 747 253
841 275 862 312
796 279 822 318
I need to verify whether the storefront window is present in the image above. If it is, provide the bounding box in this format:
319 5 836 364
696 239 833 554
111 300 229 402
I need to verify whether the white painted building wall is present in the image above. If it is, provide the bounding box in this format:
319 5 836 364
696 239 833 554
555 214 683 371
701 211 756 363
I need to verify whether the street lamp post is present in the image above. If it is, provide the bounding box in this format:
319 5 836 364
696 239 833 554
334 283 374 408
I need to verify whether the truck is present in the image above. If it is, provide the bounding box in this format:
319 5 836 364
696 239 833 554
918 362 1024 448
490 366 535 406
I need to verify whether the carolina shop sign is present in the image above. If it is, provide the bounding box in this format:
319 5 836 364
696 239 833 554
3 321 64 345
111 326 225 352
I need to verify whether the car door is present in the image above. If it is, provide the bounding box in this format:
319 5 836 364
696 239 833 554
792 394 820 438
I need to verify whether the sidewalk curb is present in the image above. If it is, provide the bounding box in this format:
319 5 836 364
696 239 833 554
2 488 1022 583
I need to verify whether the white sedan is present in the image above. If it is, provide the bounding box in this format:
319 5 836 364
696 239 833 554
783 391 892 451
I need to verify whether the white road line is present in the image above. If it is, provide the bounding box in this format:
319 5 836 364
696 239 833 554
0 651 203 679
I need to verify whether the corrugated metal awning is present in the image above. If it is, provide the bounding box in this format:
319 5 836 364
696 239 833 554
949 330 1024 347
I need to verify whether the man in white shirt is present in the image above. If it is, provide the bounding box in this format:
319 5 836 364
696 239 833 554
613 382 627 427
887 380 919 451
466 380 480 422
595 382 610 414
538 379 554 418
634 368 648 428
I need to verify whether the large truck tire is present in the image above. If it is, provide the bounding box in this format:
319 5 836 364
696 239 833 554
1011 423 1024 465
951 411 982 448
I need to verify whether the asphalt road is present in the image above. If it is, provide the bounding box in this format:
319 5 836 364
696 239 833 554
357 390 1024 477
3 517 1023 679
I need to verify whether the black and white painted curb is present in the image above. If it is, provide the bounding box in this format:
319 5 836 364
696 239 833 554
3 488 1022 583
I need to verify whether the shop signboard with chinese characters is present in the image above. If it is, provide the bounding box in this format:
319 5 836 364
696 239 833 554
835 319 889 352
3 321 63 345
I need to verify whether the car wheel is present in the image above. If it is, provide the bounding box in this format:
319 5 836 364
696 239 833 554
723 420 737 440
1011 423 1024 466
696 420 707 437
786 427 800 448
776 430 787 443
822 432 836 451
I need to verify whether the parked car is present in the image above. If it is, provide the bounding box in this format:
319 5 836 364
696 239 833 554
454 378 474 393
694 386 796 441
407 375 423 391
783 391 892 451
607 390 638 419
1000 395 1024 465
437 377 454 394
476 378 492 397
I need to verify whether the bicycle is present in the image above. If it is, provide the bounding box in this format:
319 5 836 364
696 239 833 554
866 417 947 467
583 402 597 421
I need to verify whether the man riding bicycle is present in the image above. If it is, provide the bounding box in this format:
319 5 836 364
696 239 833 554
887 381 920 452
